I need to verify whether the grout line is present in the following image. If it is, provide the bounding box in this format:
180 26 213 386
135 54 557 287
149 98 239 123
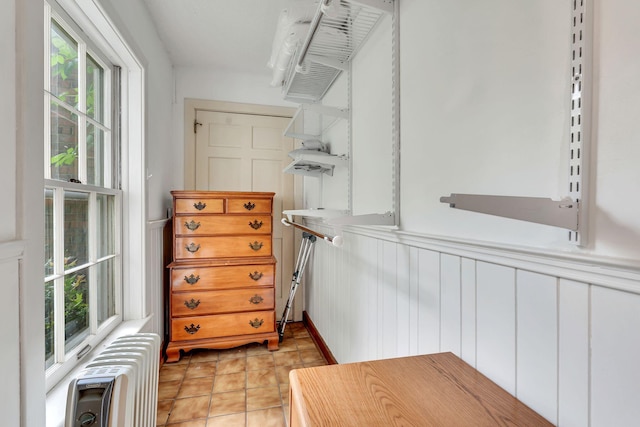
157 322 326 427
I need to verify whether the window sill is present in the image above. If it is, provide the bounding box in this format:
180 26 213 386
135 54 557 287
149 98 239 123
45 317 153 427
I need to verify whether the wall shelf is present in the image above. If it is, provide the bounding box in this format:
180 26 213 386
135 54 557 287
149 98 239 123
284 104 349 140
276 0 399 229
283 209 394 227
283 0 393 102
327 211 395 226
283 209 349 221
283 151 349 177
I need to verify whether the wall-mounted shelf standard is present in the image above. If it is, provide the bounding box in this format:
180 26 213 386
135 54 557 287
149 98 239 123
283 0 393 102
439 194 579 231
283 151 349 177
284 104 349 140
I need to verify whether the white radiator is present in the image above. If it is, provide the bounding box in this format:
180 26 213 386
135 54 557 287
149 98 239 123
65 333 161 427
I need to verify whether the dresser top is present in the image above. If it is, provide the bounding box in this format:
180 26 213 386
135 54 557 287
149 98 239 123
171 190 275 198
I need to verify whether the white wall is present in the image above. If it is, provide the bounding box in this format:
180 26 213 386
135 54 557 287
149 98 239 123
1 3 20 424
401 0 572 249
591 0 640 258
301 0 640 425
1 1 16 243
396 0 640 260
176 67 291 109
6 0 47 425
103 0 178 220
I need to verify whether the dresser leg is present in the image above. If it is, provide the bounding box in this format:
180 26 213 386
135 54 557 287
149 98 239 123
267 337 279 351
165 347 181 363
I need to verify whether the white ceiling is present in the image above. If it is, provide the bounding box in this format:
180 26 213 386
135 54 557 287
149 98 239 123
142 0 289 75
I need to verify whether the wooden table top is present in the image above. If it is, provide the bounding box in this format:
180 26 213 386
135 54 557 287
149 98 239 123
289 352 552 426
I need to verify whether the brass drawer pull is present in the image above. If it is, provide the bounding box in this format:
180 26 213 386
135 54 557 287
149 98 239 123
249 318 264 328
184 274 200 285
249 295 264 305
193 201 206 211
184 298 201 310
249 271 263 281
185 220 201 231
249 220 263 230
185 242 201 253
249 241 263 251
184 323 200 334
244 202 256 211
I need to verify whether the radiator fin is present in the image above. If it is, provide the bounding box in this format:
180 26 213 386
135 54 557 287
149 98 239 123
65 333 160 427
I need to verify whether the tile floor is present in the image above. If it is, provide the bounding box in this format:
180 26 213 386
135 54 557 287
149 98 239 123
156 322 329 426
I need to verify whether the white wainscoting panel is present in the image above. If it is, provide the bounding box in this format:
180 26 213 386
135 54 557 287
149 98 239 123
379 241 398 359
558 279 589 427
590 286 640 426
440 253 461 356
516 270 558 424
396 244 411 357
300 223 640 425
347 234 371 363
416 248 440 355
146 219 170 337
460 257 477 366
0 241 24 427
476 261 517 395
408 247 420 355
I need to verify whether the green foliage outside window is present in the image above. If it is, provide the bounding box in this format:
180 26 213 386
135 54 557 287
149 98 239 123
50 29 97 168
44 257 88 357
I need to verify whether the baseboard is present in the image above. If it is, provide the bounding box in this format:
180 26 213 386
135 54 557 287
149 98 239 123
303 311 338 365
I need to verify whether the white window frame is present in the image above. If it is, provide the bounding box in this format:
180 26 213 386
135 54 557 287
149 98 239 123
44 0 147 392
44 2 123 386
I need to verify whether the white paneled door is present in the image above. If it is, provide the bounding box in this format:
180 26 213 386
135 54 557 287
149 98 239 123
194 109 297 321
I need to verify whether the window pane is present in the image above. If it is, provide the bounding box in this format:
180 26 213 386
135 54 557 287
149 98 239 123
87 123 104 186
45 13 120 378
50 21 78 107
45 189 54 277
86 54 104 122
97 194 114 258
64 267 89 352
44 279 55 369
50 102 78 182
96 258 116 326
64 191 88 266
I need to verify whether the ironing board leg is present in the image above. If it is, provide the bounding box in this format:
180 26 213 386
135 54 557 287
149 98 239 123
277 232 316 341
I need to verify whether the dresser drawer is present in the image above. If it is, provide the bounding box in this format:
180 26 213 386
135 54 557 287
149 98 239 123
171 263 274 291
171 310 275 341
171 288 274 317
171 263 275 291
175 198 225 214
175 214 272 236
175 236 272 259
227 198 272 214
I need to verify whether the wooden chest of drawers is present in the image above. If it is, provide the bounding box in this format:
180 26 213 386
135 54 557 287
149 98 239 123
165 191 279 362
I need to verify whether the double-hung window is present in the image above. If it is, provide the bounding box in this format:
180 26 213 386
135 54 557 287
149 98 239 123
44 4 122 383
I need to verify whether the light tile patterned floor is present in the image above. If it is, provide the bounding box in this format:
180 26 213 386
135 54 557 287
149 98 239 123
157 322 328 427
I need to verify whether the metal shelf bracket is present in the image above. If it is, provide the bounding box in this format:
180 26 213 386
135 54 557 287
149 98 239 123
439 194 579 231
